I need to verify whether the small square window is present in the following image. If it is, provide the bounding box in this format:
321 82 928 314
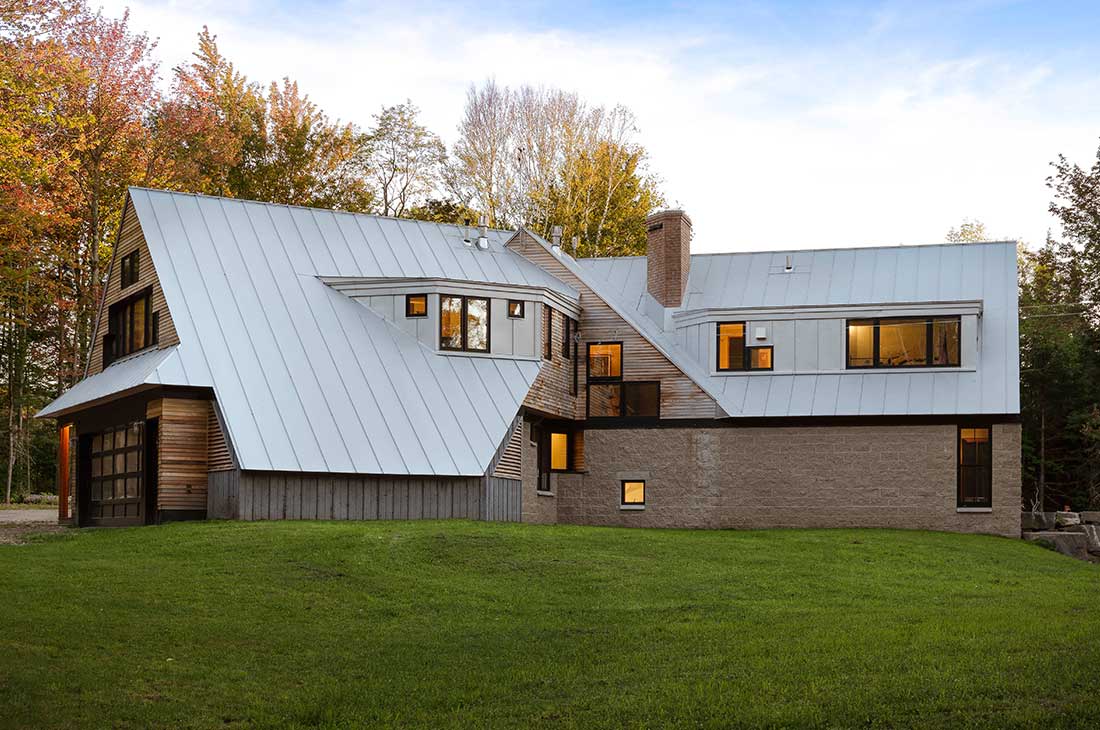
406 294 427 318
748 346 773 370
507 300 525 318
622 480 645 506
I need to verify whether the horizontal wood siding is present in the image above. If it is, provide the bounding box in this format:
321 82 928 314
150 398 209 512
491 416 523 480
207 469 240 519
207 403 234 472
524 303 578 418
88 199 179 376
235 472 490 522
508 232 716 420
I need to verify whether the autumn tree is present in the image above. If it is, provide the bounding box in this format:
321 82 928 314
945 218 990 243
364 102 446 217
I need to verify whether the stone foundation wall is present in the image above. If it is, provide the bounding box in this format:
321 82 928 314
554 423 1021 537
520 420 558 524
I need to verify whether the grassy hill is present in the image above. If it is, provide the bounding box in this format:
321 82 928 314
2 521 1098 729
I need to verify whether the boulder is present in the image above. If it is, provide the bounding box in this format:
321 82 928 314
1055 511 1081 528
1081 525 1100 555
1080 511 1100 525
1021 511 1058 531
1024 531 1089 560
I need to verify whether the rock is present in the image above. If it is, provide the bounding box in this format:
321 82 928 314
1021 511 1058 531
1080 525 1100 555
1024 531 1089 560
1080 511 1100 525
1055 511 1081 528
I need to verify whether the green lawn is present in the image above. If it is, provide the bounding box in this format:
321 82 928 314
2 521 1098 729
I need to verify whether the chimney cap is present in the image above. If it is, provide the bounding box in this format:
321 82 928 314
646 209 693 225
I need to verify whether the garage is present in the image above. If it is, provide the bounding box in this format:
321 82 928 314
83 419 156 526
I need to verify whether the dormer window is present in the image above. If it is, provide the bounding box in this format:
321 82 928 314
846 316 961 368
507 300 525 319
405 294 427 317
104 288 155 366
440 295 489 353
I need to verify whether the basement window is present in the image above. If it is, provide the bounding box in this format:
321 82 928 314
405 294 427 317
958 427 992 509
621 480 645 508
440 295 489 352
847 316 961 368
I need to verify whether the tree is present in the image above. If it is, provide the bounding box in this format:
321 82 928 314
365 102 446 217
404 198 480 225
452 81 515 228
945 219 989 243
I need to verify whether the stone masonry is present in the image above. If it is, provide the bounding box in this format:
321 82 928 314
553 423 1021 537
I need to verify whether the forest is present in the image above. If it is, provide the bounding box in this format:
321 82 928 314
2 0 1097 509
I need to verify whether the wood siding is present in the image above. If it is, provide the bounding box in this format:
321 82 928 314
148 397 208 512
88 198 178 377
522 302 577 418
491 415 523 480
508 232 717 420
207 403 234 472
211 471 520 522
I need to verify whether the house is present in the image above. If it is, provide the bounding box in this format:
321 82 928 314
39 188 1021 536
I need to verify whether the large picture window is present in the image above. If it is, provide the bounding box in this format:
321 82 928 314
440 295 489 352
586 342 659 420
846 316 961 369
958 427 992 509
104 288 154 366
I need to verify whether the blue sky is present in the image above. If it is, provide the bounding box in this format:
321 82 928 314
103 0 1100 252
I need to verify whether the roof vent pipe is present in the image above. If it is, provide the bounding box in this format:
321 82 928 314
551 225 563 255
476 215 489 250
785 255 793 272
462 217 473 247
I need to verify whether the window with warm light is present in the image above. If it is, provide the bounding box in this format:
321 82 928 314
405 294 427 317
621 480 645 506
587 343 621 379
550 432 569 471
958 427 992 509
847 316 961 368
440 295 489 352
716 322 746 371
748 346 773 370
104 288 153 366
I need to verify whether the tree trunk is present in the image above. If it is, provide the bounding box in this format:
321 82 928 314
1039 407 1046 511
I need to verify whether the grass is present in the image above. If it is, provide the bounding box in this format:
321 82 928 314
1 521 1098 729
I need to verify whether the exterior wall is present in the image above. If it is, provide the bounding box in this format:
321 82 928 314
555 422 1021 537
147 397 209 515
207 402 235 472
491 416 523 480
208 470 520 522
508 231 717 419
523 303 578 419
520 419 559 524
87 199 178 376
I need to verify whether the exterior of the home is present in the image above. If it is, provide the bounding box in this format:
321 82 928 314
39 188 1021 536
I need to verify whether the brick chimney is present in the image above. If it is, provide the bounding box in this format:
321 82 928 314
646 209 692 308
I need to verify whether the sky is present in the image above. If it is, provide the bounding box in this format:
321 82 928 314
99 0 1100 254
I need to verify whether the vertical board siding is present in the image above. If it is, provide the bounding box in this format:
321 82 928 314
508 232 716 420
232 472 519 522
88 199 179 376
150 397 209 512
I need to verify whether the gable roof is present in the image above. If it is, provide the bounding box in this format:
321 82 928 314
576 241 1020 417
42 188 567 476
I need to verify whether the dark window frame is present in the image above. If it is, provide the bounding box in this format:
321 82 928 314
747 345 774 371
119 250 140 290
548 429 572 473
621 479 646 506
585 341 660 421
543 307 554 360
957 425 993 509
405 293 428 318
586 341 623 383
846 316 962 369
439 295 491 353
104 287 153 367
716 321 747 371
562 317 573 359
507 300 525 319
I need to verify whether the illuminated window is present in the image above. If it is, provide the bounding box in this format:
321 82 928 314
717 322 746 371
748 346 773 370
587 343 622 379
847 316 961 368
621 480 645 506
440 295 489 352
405 294 427 317
507 300 524 318
104 289 152 366
958 427 992 508
550 432 569 471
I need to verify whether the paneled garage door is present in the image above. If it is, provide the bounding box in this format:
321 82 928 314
88 421 145 526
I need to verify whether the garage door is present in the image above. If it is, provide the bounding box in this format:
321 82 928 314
88 421 145 526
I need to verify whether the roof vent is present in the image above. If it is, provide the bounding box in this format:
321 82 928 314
784 255 793 272
476 215 489 250
462 218 474 247
551 225 562 253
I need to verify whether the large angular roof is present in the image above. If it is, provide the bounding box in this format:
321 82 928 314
42 188 570 476
577 242 1020 417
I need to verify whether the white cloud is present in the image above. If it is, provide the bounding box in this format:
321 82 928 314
104 0 1099 252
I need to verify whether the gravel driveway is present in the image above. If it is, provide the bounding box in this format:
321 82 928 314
0 509 56 524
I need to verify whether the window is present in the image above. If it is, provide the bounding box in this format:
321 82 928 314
119 251 139 289
958 427 992 509
405 294 427 317
846 316 961 369
550 432 569 471
439 295 489 352
562 317 573 359
621 480 645 506
717 322 746 371
586 342 660 420
543 307 554 360
507 300 525 319
89 421 144 520
747 346 773 370
104 289 152 366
